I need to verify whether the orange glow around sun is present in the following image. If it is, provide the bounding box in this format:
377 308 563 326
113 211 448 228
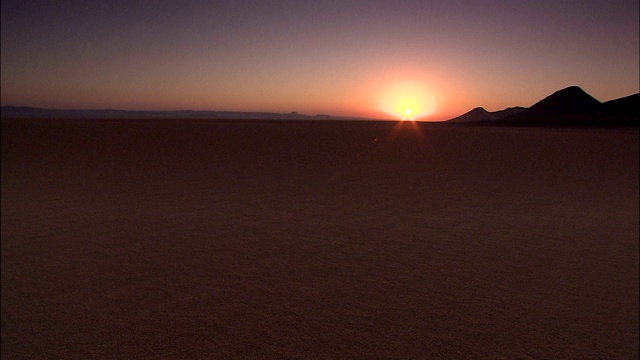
379 82 435 120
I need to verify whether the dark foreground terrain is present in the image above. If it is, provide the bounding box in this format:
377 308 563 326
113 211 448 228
2 119 638 359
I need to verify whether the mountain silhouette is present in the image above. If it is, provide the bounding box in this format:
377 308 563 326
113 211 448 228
448 107 495 123
447 86 636 127
598 93 639 115
491 106 527 119
447 106 526 123
513 86 601 119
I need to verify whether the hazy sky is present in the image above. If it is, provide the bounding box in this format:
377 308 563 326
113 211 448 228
1 0 638 120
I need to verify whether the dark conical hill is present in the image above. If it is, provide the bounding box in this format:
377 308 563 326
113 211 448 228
517 86 601 119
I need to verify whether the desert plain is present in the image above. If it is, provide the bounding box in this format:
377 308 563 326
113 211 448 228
1 119 638 359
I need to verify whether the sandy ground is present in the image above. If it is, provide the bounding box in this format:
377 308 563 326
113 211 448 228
2 119 638 359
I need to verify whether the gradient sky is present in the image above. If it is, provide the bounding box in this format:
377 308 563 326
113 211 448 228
1 0 638 120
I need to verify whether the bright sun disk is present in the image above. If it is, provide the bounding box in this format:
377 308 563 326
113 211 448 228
380 82 436 120
403 108 413 120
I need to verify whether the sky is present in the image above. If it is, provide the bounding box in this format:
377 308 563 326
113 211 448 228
1 0 638 120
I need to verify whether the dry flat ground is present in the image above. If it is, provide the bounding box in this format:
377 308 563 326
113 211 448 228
2 119 638 359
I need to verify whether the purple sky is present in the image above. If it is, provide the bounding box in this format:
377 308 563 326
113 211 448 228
1 0 638 120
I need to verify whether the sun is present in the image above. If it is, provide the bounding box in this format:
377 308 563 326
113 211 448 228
379 82 436 120
402 108 413 121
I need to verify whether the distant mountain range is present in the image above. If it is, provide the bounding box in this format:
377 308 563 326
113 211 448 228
447 86 638 127
0 107 366 121
2 86 637 126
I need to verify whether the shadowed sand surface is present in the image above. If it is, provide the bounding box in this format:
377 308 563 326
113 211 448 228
2 119 638 359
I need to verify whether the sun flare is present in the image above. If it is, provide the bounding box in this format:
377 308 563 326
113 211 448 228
379 82 435 120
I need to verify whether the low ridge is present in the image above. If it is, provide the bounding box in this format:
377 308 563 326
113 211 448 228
447 107 495 123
